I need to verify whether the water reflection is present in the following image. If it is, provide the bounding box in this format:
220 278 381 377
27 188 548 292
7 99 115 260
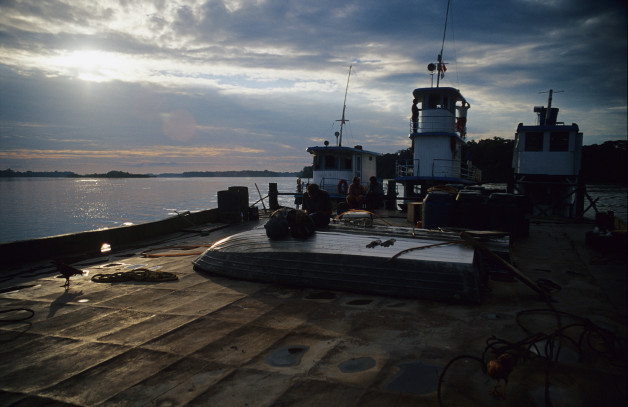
0 177 299 243
2 177 625 243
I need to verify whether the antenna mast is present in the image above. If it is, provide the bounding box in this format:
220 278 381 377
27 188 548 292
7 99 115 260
337 65 352 146
436 0 451 87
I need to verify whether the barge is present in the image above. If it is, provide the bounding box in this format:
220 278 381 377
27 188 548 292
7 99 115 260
0 208 625 406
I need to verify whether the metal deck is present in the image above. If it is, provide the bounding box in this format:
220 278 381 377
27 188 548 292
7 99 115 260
0 218 626 406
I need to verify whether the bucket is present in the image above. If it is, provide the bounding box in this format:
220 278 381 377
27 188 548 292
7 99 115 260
218 190 241 223
422 191 454 229
228 186 249 221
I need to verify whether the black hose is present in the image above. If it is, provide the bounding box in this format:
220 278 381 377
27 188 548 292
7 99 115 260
0 308 35 322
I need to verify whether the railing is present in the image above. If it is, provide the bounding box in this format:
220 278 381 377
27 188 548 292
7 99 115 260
433 159 482 181
396 159 419 177
319 177 366 195
318 177 341 195
461 164 482 182
395 158 481 182
409 110 458 134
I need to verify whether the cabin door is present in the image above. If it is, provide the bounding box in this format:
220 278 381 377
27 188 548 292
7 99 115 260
355 156 362 180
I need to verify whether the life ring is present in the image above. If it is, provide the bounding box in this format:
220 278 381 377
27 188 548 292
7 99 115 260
337 179 348 194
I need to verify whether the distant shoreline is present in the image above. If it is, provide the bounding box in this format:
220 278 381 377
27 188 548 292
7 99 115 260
0 169 300 178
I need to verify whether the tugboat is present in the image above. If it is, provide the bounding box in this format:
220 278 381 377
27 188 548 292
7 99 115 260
303 66 380 201
394 11 481 204
510 89 584 217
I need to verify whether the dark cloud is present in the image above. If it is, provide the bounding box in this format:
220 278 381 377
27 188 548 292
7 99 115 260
0 0 625 173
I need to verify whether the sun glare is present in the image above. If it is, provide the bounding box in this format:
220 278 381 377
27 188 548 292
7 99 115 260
51 50 130 82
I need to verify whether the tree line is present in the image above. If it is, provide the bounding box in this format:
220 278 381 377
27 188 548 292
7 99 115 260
0 169 152 178
0 169 298 178
3 139 625 184
372 138 626 184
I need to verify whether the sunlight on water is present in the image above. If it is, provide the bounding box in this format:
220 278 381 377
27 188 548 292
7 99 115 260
0 177 298 243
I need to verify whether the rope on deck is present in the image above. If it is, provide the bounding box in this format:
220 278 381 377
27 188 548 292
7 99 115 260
91 268 178 283
140 244 213 258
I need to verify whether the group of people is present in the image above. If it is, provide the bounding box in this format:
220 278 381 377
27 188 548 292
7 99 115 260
346 176 383 211
301 176 384 230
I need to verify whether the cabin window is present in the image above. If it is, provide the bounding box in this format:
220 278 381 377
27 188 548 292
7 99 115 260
525 132 544 151
343 158 352 170
428 94 440 109
313 156 321 169
550 132 569 152
443 96 451 112
324 155 336 169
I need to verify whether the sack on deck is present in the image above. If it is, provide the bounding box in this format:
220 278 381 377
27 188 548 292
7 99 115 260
286 209 316 239
264 208 315 240
264 208 290 240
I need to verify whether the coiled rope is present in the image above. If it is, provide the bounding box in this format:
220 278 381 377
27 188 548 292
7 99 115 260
91 268 178 283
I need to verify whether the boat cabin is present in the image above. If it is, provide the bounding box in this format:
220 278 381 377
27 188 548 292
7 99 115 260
306 143 379 198
510 91 584 217
512 111 582 177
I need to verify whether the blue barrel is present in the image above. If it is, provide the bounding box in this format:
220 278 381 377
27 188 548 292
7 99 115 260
454 190 486 229
228 186 249 220
422 191 454 229
218 190 241 223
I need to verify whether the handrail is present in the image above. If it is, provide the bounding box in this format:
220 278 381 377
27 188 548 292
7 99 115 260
396 159 419 177
395 158 481 182
408 109 462 134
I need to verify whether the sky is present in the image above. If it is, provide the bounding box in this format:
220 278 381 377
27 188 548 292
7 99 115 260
0 0 626 174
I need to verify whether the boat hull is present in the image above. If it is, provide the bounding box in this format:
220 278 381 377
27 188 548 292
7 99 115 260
193 227 482 303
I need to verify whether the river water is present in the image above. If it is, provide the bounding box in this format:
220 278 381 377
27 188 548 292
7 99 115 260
0 177 298 244
0 177 625 244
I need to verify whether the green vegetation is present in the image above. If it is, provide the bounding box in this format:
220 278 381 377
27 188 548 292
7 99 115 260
71 170 153 178
299 166 313 178
581 140 627 185
377 148 413 179
462 137 515 183
0 169 296 178
375 138 626 185
159 170 299 177
0 169 78 178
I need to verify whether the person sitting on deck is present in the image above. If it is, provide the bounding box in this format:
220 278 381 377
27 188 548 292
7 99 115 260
364 176 384 211
302 183 332 229
346 176 365 209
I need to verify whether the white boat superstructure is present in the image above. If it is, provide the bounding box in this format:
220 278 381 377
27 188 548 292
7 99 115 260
394 0 481 201
511 89 584 217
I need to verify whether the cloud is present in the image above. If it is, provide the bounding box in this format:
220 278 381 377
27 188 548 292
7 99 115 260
0 0 625 173
0 145 264 160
